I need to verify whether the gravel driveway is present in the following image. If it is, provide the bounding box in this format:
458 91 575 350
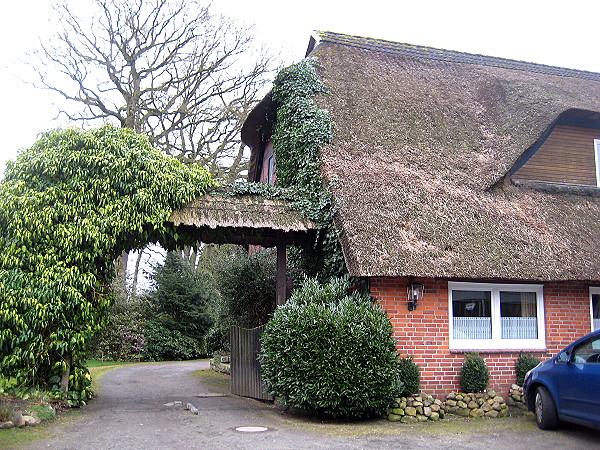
24 360 600 449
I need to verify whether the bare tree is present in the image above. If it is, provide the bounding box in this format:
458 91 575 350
30 0 277 181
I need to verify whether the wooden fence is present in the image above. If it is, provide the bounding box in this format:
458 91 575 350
230 325 273 400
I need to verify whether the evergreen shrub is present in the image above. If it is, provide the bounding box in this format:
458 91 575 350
397 355 420 396
459 352 489 393
515 353 541 386
260 277 401 419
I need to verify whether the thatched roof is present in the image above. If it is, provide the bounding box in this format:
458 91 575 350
169 193 316 247
305 31 600 281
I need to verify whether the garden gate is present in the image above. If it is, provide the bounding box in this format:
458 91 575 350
230 325 272 400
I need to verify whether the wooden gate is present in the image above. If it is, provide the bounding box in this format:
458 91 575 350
230 325 273 400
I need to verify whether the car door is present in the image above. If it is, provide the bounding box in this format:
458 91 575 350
556 334 600 424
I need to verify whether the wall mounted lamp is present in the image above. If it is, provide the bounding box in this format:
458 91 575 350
408 283 424 311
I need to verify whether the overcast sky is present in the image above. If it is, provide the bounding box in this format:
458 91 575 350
2 0 600 175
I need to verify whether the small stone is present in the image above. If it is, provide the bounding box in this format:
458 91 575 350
492 403 501 411
429 411 440 420
499 408 508 417
487 390 497 398
470 408 484 418
455 408 471 417
416 406 423 415
401 415 419 424
457 401 467 409
511 384 520 390
455 394 464 401
446 399 457 407
23 415 37 426
467 401 478 409
412 401 423 407
405 406 417 416
220 355 230 363
414 396 423 402
417 414 428 422
423 406 432 416
388 413 403 421
12 413 25 428
0 421 14 429
477 398 485 406
391 408 404 416
493 396 505 404
482 403 492 412
484 410 499 418
434 399 443 406
439 409 445 419
506 397 515 406
446 392 456 400
430 404 440 412
399 401 407 409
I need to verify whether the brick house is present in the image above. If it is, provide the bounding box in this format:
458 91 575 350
240 31 600 397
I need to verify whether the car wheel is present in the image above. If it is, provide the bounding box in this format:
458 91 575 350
535 386 558 430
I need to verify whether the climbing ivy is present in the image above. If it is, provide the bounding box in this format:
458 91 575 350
0 126 212 404
270 58 346 279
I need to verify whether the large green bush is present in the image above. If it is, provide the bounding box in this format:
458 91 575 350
260 277 401 419
0 126 212 403
515 353 541 386
459 352 489 393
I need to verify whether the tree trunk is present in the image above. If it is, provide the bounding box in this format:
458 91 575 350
131 250 143 297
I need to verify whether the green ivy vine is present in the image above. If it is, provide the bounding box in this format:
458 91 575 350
270 57 347 279
0 126 213 404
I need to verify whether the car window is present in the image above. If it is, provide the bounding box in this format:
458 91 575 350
572 335 600 363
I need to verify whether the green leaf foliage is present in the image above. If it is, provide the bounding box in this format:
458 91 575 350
397 355 420 396
205 247 276 352
515 353 541 386
260 277 401 419
143 251 215 360
271 58 346 279
459 352 490 393
0 126 213 403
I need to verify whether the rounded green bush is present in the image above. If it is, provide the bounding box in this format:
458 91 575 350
259 277 401 419
459 352 489 393
398 355 420 396
515 353 541 386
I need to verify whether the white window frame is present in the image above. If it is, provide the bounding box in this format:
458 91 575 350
590 287 600 332
449 282 546 350
594 139 600 187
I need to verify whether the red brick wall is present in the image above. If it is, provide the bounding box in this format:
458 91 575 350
371 277 594 399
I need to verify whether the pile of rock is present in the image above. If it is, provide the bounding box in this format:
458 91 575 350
0 410 47 429
210 354 230 374
506 384 528 412
444 391 508 418
387 394 445 422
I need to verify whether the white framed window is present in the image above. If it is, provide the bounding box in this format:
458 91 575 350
595 139 600 187
590 287 600 332
449 282 545 350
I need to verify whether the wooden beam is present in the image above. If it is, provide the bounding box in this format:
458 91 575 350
276 233 287 306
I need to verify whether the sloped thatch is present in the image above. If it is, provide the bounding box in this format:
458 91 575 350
306 31 600 280
169 193 316 247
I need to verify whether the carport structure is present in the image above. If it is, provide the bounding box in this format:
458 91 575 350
168 190 317 306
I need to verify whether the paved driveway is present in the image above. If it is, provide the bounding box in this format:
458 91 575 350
26 360 600 449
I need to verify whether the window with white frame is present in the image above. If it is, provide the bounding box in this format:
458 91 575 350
591 287 600 332
449 282 545 350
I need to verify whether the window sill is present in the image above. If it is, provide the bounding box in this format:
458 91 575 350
450 348 548 354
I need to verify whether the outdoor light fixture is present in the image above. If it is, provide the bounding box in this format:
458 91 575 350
408 283 424 311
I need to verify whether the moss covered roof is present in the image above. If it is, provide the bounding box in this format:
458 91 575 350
308 31 600 281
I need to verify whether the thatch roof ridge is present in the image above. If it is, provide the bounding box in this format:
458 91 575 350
312 31 600 81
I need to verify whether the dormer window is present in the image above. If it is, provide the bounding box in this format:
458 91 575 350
511 110 600 188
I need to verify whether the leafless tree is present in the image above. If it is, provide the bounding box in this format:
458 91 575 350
30 0 277 182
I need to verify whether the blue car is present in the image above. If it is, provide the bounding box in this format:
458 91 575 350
523 330 600 430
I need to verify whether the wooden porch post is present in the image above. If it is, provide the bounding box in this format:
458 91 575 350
276 233 286 306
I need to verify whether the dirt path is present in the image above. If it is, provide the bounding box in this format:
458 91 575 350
23 361 600 449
